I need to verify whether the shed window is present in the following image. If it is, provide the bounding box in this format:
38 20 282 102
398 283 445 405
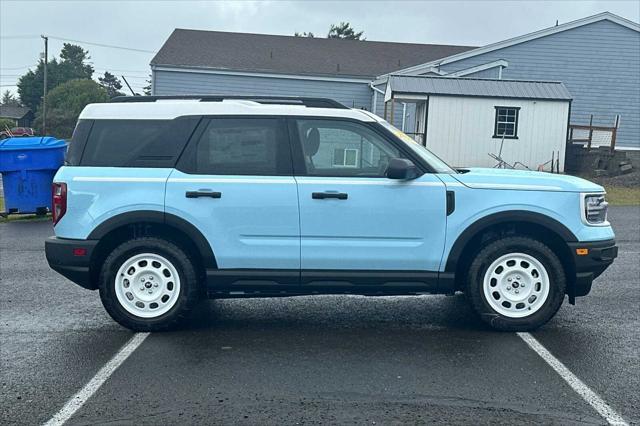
493 106 520 139
333 148 359 167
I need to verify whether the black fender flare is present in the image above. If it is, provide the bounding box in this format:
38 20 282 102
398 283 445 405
87 210 216 268
444 210 577 272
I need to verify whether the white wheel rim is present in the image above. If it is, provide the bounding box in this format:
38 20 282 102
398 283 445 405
482 252 550 318
114 253 181 318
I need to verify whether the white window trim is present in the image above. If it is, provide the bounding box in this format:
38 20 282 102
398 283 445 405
334 148 359 168
494 107 519 138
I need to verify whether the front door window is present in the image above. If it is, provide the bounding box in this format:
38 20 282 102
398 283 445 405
296 119 402 177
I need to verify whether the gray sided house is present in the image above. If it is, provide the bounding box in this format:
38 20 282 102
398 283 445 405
379 12 640 150
150 29 475 129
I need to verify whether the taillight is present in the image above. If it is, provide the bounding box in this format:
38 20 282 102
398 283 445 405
52 182 67 225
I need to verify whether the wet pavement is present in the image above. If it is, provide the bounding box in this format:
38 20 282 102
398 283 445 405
1 206 638 425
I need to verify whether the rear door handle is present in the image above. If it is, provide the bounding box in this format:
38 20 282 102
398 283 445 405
312 192 348 200
185 190 222 199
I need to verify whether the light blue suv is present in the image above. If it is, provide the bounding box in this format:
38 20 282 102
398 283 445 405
45 96 617 331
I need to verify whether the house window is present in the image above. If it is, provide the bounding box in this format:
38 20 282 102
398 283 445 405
493 106 520 139
333 148 359 167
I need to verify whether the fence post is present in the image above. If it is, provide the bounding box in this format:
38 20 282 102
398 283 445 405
610 115 619 153
587 114 593 150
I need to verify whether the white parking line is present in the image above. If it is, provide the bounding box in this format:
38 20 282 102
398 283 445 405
517 332 628 426
43 333 150 426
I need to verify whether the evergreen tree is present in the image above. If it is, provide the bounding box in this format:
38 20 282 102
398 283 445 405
1 90 21 106
328 22 364 40
17 43 94 113
98 71 124 98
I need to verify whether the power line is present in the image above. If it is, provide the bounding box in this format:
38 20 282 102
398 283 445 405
1 34 156 53
1 66 148 75
112 75 149 80
93 67 150 74
0 35 39 39
0 34 156 53
0 66 33 70
47 36 157 54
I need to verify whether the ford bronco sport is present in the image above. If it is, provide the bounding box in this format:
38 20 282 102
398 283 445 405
45 95 617 331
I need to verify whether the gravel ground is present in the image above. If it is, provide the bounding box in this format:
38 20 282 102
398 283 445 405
584 170 640 188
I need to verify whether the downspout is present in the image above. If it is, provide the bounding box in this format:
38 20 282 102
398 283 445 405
372 88 378 114
402 103 407 131
370 82 385 114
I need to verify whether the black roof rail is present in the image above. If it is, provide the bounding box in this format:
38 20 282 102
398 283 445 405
109 95 348 109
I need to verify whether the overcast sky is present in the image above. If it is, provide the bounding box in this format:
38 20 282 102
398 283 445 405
1 0 638 95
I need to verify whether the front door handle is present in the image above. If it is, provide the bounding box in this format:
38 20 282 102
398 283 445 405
312 191 348 200
185 190 222 199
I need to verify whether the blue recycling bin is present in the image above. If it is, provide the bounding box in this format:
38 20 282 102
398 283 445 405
0 136 67 214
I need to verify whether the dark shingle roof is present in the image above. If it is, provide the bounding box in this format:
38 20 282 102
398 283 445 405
151 29 476 78
0 105 31 119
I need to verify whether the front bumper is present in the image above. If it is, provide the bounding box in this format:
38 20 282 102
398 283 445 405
45 236 98 290
568 239 618 298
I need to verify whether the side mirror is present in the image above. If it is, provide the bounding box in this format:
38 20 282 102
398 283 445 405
386 158 420 180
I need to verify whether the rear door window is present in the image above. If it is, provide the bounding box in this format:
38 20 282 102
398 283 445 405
79 117 200 167
189 118 292 176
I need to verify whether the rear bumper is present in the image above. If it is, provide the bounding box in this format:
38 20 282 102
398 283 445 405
568 239 617 298
45 236 98 290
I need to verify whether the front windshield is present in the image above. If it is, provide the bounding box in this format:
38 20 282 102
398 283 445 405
378 120 456 174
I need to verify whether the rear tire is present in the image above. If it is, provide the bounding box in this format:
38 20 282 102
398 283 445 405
466 236 565 331
98 237 200 331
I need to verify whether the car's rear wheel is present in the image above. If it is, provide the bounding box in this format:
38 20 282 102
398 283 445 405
466 236 566 331
99 237 200 331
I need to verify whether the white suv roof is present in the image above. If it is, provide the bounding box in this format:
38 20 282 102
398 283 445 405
80 98 379 122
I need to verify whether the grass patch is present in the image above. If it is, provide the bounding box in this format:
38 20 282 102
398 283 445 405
0 196 51 223
0 214 51 223
604 185 640 206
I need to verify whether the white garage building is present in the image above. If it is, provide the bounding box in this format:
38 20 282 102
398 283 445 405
383 75 572 171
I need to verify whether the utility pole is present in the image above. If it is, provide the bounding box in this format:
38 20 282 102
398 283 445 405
41 35 48 134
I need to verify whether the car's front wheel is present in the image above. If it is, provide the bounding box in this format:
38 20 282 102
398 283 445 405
466 236 566 331
98 237 200 331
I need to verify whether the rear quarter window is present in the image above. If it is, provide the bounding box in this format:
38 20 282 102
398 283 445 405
65 120 92 166
79 117 200 167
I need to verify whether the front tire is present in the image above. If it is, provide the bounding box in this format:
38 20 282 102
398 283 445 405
98 237 200 331
466 236 566 331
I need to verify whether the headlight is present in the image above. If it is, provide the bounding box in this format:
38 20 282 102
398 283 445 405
582 193 608 225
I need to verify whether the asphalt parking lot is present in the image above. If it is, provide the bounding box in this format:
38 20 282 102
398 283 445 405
1 206 638 425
